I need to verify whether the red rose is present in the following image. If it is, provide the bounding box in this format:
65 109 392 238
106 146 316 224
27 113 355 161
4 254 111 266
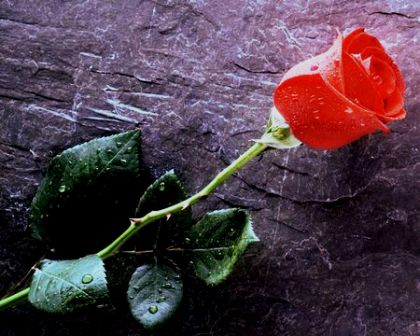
273 28 406 150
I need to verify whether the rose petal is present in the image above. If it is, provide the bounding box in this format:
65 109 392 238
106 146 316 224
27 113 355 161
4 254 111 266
342 51 385 114
274 73 388 150
383 89 405 120
343 27 365 51
280 33 344 94
361 46 405 94
345 30 384 55
369 56 396 96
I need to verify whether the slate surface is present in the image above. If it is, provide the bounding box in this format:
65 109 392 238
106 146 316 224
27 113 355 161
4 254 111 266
1 1 419 335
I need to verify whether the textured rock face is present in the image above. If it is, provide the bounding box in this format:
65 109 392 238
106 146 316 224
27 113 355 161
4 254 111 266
0 0 419 335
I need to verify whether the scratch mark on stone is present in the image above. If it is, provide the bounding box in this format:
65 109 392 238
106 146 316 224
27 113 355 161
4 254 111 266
106 98 158 116
79 52 102 59
28 105 76 122
132 92 171 99
86 107 136 123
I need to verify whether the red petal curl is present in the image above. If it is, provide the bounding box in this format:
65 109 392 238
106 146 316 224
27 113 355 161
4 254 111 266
383 89 406 120
342 52 385 114
361 46 405 95
344 29 384 55
368 56 396 96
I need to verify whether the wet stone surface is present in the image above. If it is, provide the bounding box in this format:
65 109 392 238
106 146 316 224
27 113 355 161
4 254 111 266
1 1 419 335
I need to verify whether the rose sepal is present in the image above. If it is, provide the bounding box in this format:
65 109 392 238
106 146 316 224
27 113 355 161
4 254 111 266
255 107 302 150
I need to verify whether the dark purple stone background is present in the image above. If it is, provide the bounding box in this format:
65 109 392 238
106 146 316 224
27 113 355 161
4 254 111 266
1 0 419 335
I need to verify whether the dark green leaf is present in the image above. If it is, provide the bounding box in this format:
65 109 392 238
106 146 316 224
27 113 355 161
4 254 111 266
135 170 191 249
186 209 259 285
127 261 183 329
28 255 108 313
30 130 147 256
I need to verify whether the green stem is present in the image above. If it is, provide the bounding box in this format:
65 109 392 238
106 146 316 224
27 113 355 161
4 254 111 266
96 141 267 259
0 141 268 310
0 288 30 311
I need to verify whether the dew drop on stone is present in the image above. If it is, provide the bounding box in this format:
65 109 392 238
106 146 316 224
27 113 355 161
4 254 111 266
148 305 158 314
59 185 66 193
81 274 94 284
159 182 165 191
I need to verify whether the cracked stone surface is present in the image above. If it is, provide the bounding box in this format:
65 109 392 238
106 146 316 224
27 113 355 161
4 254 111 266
1 1 419 335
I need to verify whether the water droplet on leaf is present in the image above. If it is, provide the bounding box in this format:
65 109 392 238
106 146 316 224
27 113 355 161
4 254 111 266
59 185 66 193
159 182 165 191
148 305 158 314
81 274 94 284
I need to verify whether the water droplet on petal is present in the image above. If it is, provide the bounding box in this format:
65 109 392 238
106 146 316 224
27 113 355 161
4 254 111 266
344 107 353 114
81 274 94 284
372 75 382 84
148 305 158 314
310 65 319 71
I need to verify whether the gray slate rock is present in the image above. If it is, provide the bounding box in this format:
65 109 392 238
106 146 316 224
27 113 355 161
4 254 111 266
0 1 419 335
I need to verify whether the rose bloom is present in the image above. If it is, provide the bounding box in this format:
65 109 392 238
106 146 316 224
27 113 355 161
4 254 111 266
274 28 406 149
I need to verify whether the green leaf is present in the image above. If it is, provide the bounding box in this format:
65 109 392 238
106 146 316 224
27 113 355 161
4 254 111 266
135 170 191 249
127 261 183 329
30 129 147 256
186 209 259 285
28 255 108 313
